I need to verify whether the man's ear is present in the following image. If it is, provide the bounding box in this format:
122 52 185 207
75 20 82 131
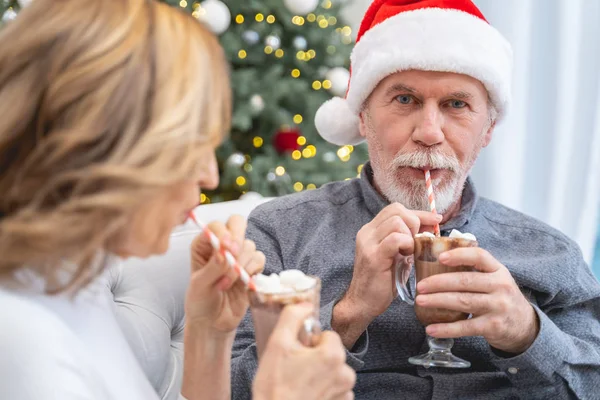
482 120 496 148
358 107 368 139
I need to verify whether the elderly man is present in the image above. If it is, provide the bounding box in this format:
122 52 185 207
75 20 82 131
231 0 600 398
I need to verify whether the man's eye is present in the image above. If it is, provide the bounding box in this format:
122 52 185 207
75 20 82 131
449 100 467 108
396 95 413 104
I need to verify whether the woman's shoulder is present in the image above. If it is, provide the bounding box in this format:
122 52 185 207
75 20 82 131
0 288 102 399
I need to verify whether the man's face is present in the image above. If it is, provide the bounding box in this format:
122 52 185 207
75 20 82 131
359 70 496 213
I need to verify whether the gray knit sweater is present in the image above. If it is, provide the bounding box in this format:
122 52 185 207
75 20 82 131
231 163 600 399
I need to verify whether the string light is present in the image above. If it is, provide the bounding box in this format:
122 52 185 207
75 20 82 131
275 49 285 58
292 16 305 26
236 176 247 186
296 51 306 60
244 163 253 172
357 164 364 174
275 166 286 176
307 184 317 190
318 19 329 28
253 137 264 148
255 13 264 22
302 145 317 158
341 26 352 36
297 136 307 145
293 114 303 124
245 154 252 162
337 146 352 162
266 15 276 23
342 36 352 44
323 0 333 9
327 45 336 54
307 13 316 22
312 81 322 90
323 80 332 89
235 14 244 24
328 16 337 25
293 182 304 192
264 46 274 54
238 50 247 59
291 69 301 78
292 150 302 160
179 0 187 7
200 193 210 204
307 49 316 58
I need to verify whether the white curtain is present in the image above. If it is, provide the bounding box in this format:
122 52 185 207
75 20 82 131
342 0 600 264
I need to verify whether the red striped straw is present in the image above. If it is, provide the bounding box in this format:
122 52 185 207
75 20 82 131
188 212 257 292
424 169 441 237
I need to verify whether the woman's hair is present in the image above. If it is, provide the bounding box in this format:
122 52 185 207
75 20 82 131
0 0 231 293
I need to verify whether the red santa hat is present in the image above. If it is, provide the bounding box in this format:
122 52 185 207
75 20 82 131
315 0 513 146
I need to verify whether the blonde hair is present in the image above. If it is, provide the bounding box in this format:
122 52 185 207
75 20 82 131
0 0 231 293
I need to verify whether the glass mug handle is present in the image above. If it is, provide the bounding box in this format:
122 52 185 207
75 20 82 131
395 255 415 305
299 317 322 347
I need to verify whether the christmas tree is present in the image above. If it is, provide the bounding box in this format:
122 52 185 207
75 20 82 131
1 0 369 204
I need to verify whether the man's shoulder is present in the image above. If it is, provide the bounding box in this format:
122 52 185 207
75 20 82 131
477 197 579 252
250 178 362 220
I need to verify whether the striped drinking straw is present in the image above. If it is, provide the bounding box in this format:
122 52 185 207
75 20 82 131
424 169 441 237
188 212 258 292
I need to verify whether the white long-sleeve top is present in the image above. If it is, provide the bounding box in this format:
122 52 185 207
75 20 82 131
0 269 166 400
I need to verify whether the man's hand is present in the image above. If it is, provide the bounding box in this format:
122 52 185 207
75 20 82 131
415 248 540 354
332 203 443 349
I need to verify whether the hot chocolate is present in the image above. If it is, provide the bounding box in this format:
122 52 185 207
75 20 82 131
413 230 478 325
249 270 321 358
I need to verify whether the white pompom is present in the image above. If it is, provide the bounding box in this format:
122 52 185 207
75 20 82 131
196 0 231 35
315 97 363 146
325 67 350 97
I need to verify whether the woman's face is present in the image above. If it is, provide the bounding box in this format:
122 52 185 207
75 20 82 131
113 145 220 258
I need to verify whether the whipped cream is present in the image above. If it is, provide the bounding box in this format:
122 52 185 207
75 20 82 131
254 269 317 294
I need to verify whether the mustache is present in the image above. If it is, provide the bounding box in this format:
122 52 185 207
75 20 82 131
390 150 460 173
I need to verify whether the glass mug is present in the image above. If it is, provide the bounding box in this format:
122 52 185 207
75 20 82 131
249 277 322 359
395 235 478 368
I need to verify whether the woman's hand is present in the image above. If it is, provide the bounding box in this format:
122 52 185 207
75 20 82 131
253 304 356 400
184 215 265 334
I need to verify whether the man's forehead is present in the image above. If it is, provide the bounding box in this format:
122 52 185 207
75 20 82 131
377 70 487 98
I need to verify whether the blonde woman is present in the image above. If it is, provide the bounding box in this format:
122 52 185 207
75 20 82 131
0 1 355 399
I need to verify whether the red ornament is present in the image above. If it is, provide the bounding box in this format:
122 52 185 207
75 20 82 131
272 128 301 154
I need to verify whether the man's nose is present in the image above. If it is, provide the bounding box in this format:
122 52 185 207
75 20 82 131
411 103 445 147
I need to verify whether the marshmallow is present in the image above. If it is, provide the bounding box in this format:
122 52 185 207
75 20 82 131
254 270 316 294
449 229 477 241
415 232 436 238
279 269 306 287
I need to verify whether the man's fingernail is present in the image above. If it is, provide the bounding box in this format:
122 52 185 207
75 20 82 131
426 326 438 335
436 214 443 221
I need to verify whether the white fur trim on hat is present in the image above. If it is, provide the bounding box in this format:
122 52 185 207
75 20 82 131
315 7 513 146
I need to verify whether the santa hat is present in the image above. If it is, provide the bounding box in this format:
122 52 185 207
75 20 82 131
315 0 513 146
